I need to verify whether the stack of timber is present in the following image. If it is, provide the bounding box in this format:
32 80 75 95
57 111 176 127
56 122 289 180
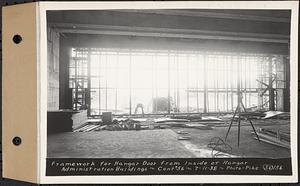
155 116 224 125
170 114 202 121
72 109 88 129
74 118 144 132
48 109 88 134
261 111 290 120
252 127 290 149
73 123 101 132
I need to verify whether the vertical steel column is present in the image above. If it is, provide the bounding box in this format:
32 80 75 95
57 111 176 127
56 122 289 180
151 54 154 113
173 53 177 112
237 55 241 110
74 50 78 110
176 52 180 112
283 54 290 112
203 53 207 113
115 51 119 114
98 53 101 115
226 55 229 112
168 51 171 114
87 48 91 116
105 54 108 111
237 55 242 146
215 55 218 112
129 50 132 115
186 54 189 113
244 55 247 108
196 53 199 113
231 55 234 112
269 55 275 110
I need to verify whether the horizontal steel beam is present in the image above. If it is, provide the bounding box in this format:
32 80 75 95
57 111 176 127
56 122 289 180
112 10 290 23
50 23 289 43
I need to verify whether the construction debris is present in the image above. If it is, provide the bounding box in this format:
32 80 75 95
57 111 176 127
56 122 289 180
262 111 290 120
252 127 290 149
177 131 190 134
185 124 213 130
154 118 190 123
73 123 100 132
207 137 233 158
170 114 202 121
177 136 191 140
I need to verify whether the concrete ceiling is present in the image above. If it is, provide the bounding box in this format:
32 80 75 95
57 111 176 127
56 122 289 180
47 10 291 44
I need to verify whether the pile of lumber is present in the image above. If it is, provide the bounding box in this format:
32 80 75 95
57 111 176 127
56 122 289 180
105 119 142 130
74 118 144 132
73 123 102 132
170 114 202 121
72 110 88 129
252 127 290 149
154 116 224 126
48 110 88 134
261 111 290 120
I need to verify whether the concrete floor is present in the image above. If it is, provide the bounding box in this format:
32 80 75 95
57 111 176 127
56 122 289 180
48 129 195 158
48 121 290 158
171 124 290 158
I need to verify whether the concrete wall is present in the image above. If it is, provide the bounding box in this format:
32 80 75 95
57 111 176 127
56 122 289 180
47 27 60 110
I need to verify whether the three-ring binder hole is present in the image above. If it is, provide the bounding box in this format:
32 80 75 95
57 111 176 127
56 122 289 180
12 136 22 146
13 34 22 44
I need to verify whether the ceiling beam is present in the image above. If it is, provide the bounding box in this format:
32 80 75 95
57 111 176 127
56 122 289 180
50 23 289 44
111 10 290 23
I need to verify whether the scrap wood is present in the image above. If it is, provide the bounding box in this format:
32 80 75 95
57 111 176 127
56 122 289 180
221 114 237 119
258 128 290 142
141 125 150 129
256 132 290 144
73 124 94 132
171 114 202 121
73 122 90 132
192 121 224 125
239 112 265 119
177 131 189 134
253 136 290 149
87 118 102 123
85 125 101 132
114 118 144 123
156 124 186 129
178 136 191 140
200 116 223 121
239 112 265 117
94 125 107 131
78 124 99 132
154 118 190 123
154 122 187 128
185 124 213 130
262 111 290 119
252 132 290 149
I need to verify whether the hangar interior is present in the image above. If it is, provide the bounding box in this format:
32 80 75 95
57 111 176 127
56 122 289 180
47 10 291 158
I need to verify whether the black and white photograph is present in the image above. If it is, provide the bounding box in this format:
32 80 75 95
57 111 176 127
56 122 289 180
1 1 299 184
44 2 296 178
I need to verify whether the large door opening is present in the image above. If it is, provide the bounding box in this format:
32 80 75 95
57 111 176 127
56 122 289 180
69 48 286 116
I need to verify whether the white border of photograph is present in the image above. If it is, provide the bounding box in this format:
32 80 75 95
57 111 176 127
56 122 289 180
38 1 298 184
